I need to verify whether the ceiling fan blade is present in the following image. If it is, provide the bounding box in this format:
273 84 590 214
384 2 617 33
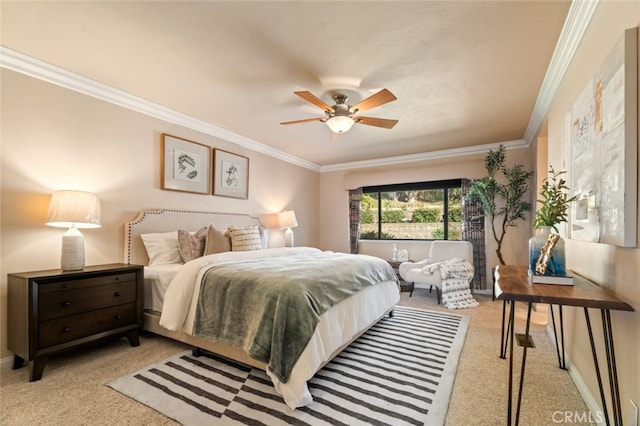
294 91 334 112
351 88 397 113
280 117 324 125
355 116 399 129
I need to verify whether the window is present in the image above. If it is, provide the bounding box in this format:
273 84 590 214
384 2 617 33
360 179 462 240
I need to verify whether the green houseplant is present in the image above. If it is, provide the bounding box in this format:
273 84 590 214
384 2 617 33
533 166 576 231
529 166 576 275
468 145 533 265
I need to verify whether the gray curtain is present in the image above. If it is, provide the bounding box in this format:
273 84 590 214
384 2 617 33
348 188 363 254
461 178 486 290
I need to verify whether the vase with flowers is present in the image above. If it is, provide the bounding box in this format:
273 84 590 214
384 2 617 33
529 166 576 275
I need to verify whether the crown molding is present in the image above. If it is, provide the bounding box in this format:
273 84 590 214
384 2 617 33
319 139 529 172
0 46 320 172
523 0 599 144
2 0 592 175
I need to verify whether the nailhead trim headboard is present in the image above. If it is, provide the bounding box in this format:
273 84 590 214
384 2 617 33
124 209 260 265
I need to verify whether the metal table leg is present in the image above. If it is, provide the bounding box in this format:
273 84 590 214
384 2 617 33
602 309 622 426
550 304 567 369
500 300 511 359
584 308 612 426
514 302 533 426
507 299 515 425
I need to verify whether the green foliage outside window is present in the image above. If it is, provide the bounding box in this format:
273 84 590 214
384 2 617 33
448 206 462 222
360 179 462 240
361 194 378 210
361 210 374 224
432 227 461 240
381 210 405 223
360 230 396 239
431 228 445 239
411 208 441 223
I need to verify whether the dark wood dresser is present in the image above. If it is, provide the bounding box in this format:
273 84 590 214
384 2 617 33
7 263 144 381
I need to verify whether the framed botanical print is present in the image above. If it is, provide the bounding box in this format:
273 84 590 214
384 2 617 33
161 134 211 194
213 149 249 199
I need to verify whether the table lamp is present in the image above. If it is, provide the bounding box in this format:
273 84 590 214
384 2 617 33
277 210 298 247
46 190 101 271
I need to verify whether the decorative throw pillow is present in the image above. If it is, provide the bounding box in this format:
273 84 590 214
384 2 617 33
177 227 208 263
204 224 231 255
140 231 182 265
226 225 263 251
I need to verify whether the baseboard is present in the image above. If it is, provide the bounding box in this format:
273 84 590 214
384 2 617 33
1 354 14 371
546 324 605 426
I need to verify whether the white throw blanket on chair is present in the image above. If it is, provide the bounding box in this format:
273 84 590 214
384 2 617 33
422 258 479 309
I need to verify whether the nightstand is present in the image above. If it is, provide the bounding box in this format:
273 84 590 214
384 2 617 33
387 259 414 293
7 263 144 381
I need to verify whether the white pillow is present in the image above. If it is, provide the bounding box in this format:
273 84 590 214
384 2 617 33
140 231 182 265
226 225 263 251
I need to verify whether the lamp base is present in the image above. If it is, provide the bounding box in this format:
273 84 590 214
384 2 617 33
284 228 294 247
61 227 85 271
266 230 286 248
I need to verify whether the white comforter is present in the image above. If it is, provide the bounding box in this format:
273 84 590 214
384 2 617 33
158 247 400 408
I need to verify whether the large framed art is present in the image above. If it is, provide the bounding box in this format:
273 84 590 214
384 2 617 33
213 149 249 199
567 27 637 247
161 134 211 194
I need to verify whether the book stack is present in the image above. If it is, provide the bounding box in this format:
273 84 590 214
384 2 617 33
528 269 574 285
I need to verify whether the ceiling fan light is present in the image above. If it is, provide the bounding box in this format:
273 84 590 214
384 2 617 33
326 116 355 133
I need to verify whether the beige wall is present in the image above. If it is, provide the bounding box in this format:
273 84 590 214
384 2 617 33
2 2 638 416
0 69 320 359
544 1 640 418
318 148 535 286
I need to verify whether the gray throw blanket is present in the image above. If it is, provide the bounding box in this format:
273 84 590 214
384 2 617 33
192 251 397 383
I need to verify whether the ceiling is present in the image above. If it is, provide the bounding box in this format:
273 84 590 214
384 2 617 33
1 1 573 169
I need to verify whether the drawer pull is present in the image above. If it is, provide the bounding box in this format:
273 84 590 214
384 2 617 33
115 315 122 320
114 292 121 297
62 301 71 307
63 327 71 333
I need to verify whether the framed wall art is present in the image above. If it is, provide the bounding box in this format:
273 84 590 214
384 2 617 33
567 27 637 247
161 134 211 194
213 149 249 199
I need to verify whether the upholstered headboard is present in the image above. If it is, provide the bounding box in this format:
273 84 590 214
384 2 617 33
124 209 260 265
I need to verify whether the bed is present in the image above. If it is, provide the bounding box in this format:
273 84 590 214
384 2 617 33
124 208 400 409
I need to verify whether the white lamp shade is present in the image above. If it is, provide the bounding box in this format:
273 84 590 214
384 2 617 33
326 116 355 133
277 210 298 229
258 213 281 230
46 190 101 229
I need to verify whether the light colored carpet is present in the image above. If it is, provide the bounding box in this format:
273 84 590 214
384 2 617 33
108 306 469 425
1 290 591 425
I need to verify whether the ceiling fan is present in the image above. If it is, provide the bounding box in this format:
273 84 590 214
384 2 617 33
280 88 398 134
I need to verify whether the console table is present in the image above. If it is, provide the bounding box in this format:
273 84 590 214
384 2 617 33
494 265 633 426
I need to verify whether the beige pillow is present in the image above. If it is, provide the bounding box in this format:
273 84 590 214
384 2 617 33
177 227 208 263
226 225 263 251
204 224 231 255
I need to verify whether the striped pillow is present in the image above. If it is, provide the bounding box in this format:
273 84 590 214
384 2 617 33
226 225 263 251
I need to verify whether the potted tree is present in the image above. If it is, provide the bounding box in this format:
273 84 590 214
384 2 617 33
468 145 533 265
529 166 576 274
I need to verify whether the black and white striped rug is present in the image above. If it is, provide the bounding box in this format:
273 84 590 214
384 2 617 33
109 306 469 425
